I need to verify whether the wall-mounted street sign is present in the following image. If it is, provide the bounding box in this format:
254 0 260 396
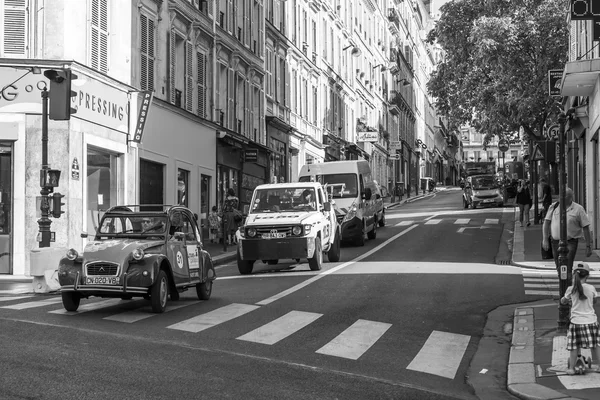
244 149 258 163
531 144 545 161
389 153 400 161
390 141 402 150
548 70 563 96
498 139 510 153
357 131 379 142
131 91 154 144
570 0 600 20
545 124 560 141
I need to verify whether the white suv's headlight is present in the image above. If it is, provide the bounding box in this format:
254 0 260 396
343 203 358 223
132 248 145 261
66 248 78 261
247 227 257 238
292 226 302 236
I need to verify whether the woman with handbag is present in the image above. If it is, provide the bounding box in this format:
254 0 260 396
222 188 241 245
516 179 532 227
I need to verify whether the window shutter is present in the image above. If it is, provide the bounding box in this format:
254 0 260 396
208 0 213 17
185 40 193 112
91 0 109 73
169 29 176 104
140 14 155 91
2 0 28 57
197 51 206 118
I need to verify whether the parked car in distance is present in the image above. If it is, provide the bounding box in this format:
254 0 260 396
462 175 504 209
374 182 386 227
57 205 217 313
236 182 341 275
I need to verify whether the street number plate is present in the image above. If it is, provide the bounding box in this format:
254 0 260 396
262 233 286 239
86 276 119 285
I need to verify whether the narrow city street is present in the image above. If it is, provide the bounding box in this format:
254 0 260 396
0 189 538 400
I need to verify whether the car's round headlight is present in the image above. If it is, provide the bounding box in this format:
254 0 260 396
66 248 78 261
247 228 257 238
132 248 145 261
292 226 302 236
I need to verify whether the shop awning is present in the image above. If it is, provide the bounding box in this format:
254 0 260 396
561 59 600 96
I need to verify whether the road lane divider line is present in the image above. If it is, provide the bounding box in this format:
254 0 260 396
454 219 470 224
48 299 125 315
484 218 499 224
423 214 438 221
424 219 441 225
255 225 419 306
166 303 259 333
406 330 471 379
237 310 322 345
315 319 392 360
1 297 63 310
103 301 201 323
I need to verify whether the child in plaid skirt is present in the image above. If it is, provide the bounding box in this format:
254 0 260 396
560 262 600 375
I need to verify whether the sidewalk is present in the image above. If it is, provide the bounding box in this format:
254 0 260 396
508 205 600 400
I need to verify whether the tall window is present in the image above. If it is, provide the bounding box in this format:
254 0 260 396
0 142 12 274
1 0 28 57
90 0 109 73
139 159 164 211
197 50 206 117
140 13 155 91
87 148 119 231
177 169 189 206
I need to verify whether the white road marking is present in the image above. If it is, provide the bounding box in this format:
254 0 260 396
395 221 414 226
103 302 200 323
166 303 260 333
454 219 470 224
237 311 322 345
406 330 471 379
484 219 499 224
315 319 392 360
334 261 521 275
255 225 418 306
386 208 506 220
49 299 124 315
552 335 600 389
525 290 558 296
424 214 438 221
1 297 63 310
0 296 32 302
424 219 441 225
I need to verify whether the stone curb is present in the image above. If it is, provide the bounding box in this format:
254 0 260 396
507 307 582 400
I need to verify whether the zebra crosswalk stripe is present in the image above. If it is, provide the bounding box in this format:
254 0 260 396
454 219 470 224
395 221 414 226
103 302 200 323
49 299 124 315
315 319 391 360
167 303 259 333
406 330 471 379
484 219 499 224
1 298 63 310
425 219 442 225
237 310 322 345
0 296 32 302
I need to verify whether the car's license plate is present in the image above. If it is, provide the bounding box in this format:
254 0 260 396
86 276 119 285
262 232 286 239
483 199 494 203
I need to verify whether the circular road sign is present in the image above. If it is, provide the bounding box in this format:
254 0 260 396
498 139 509 153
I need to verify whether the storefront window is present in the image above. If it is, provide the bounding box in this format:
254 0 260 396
139 159 164 211
269 137 287 183
0 142 12 274
177 169 189 206
87 147 119 232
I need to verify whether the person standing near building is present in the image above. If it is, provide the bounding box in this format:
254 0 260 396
539 177 552 220
516 179 532 227
542 188 593 281
222 188 240 245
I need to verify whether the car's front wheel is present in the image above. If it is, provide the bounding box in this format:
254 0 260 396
367 219 377 240
151 270 168 313
463 198 468 209
237 249 255 275
196 279 212 300
378 210 386 227
309 237 323 271
327 230 341 262
61 292 81 312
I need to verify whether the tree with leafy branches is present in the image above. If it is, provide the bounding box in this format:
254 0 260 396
427 0 569 147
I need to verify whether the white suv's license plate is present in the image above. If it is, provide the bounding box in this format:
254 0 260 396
262 233 286 239
86 276 119 285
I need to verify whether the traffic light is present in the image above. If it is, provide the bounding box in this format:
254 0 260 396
43 69 78 120
51 192 65 218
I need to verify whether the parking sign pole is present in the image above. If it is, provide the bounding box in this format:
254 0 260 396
557 111 571 328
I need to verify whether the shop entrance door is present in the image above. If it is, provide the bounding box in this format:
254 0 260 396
0 142 12 274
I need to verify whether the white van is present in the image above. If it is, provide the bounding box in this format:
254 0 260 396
298 160 378 246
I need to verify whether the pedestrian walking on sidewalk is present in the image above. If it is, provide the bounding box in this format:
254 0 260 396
516 179 533 227
542 187 593 282
539 177 552 219
560 262 600 375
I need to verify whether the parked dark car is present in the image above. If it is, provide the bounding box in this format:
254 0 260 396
57 205 216 313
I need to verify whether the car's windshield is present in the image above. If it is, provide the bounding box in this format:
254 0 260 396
250 188 317 213
471 176 499 190
299 173 357 198
97 215 168 235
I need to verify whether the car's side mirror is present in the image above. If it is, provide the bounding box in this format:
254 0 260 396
173 232 185 241
193 213 199 221
362 188 372 200
323 202 331 212
80 232 89 239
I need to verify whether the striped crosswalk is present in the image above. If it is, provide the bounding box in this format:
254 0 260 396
0 296 471 379
394 217 502 227
523 269 600 296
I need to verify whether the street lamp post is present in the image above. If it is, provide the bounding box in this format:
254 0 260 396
557 111 571 328
37 88 52 248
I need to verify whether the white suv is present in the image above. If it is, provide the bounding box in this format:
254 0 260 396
236 182 341 274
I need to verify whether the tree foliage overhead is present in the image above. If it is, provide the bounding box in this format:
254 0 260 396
427 0 569 147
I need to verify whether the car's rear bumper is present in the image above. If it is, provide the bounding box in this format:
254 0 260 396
472 197 503 207
239 237 315 260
